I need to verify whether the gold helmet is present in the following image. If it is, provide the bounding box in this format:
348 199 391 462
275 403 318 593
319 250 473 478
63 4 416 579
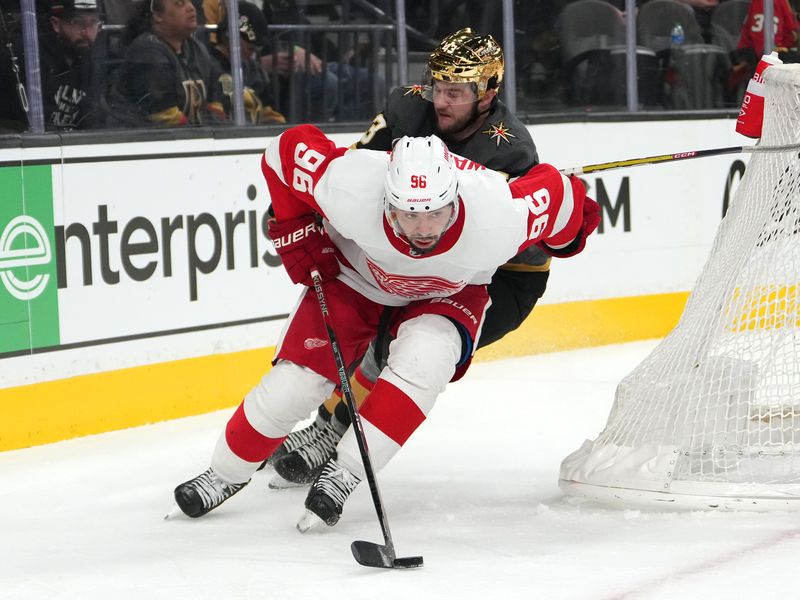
427 28 504 99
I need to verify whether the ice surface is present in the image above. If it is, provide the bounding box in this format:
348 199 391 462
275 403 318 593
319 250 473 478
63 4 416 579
4 340 800 600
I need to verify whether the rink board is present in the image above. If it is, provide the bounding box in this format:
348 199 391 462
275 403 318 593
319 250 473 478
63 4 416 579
0 118 746 450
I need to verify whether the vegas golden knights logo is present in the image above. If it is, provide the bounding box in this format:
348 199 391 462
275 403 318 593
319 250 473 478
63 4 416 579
182 79 207 124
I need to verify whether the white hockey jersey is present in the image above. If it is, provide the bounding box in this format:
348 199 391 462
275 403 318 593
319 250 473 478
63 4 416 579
262 125 588 306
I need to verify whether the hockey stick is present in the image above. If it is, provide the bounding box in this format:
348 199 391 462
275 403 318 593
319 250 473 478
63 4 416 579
309 269 424 570
561 143 800 176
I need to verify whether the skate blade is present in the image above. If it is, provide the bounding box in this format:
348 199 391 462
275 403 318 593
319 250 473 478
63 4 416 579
296 509 325 533
268 473 308 490
163 504 184 520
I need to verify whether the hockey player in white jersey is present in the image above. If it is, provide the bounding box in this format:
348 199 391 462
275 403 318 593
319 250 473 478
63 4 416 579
173 124 600 529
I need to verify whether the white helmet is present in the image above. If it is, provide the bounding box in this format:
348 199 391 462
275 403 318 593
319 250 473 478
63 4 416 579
384 135 459 228
384 136 460 247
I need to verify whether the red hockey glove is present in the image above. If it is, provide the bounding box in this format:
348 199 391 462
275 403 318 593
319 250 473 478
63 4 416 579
552 193 600 257
541 178 601 258
583 195 601 237
268 214 339 286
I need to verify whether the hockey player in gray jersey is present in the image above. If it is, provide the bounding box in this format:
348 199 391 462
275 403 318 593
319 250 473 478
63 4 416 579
268 28 556 486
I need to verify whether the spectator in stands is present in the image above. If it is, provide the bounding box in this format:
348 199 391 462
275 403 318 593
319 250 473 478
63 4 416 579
0 2 27 131
731 0 800 85
39 0 101 130
209 1 285 124
110 0 226 126
201 0 224 44
738 0 799 57
203 0 383 121
203 0 335 121
261 0 382 121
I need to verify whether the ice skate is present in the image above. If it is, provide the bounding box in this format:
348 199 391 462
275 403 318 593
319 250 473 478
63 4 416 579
297 459 361 532
258 420 325 471
273 421 343 485
173 468 248 518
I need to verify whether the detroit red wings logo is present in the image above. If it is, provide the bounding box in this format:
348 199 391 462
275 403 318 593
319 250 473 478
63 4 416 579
303 338 328 350
366 256 466 298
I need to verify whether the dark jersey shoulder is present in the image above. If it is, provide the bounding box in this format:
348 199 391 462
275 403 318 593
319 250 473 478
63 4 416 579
355 85 434 151
450 100 539 178
356 85 539 177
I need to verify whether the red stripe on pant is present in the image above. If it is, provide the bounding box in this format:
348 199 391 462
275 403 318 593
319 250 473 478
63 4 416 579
225 403 285 462
359 379 425 446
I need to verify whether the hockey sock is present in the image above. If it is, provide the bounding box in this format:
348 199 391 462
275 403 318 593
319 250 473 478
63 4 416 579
331 365 376 430
314 405 331 428
225 402 286 463
321 387 342 418
212 402 287 483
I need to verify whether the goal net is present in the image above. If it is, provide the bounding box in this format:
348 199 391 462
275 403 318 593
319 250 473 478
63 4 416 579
560 64 800 510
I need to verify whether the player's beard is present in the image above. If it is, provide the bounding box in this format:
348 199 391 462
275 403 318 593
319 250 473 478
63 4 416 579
435 101 486 140
408 235 442 255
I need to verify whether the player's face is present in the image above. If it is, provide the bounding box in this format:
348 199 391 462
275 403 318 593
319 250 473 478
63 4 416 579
432 81 479 135
50 13 100 51
391 204 455 251
155 0 197 38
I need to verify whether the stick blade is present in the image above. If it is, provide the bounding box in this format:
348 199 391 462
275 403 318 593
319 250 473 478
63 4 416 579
351 541 423 569
351 540 394 568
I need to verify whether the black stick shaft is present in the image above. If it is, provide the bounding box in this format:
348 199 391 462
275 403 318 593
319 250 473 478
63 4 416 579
309 269 396 559
561 143 800 176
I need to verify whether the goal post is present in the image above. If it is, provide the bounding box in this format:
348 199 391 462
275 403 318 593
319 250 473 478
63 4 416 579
559 64 800 511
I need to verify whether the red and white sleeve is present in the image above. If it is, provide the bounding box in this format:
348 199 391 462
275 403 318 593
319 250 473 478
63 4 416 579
510 163 588 251
260 124 347 221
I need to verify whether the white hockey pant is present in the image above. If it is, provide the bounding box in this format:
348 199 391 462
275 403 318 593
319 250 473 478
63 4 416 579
211 361 335 484
335 314 462 480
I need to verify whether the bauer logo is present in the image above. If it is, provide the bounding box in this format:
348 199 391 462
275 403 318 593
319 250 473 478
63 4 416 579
0 165 60 355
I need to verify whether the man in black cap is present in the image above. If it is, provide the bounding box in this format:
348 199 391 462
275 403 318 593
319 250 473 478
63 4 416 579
210 1 284 124
41 0 102 129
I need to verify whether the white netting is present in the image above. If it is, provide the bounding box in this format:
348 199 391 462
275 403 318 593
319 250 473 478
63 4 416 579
560 65 800 510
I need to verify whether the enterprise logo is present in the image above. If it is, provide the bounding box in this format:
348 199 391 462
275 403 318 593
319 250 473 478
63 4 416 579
0 215 52 301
